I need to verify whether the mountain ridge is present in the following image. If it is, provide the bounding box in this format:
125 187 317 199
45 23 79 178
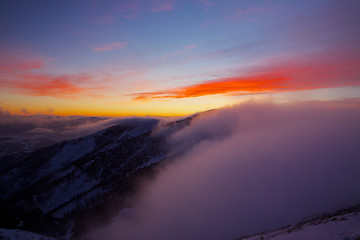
0 115 195 238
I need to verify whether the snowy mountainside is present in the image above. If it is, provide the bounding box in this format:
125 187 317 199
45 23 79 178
1 205 359 240
0 116 193 238
0 228 57 240
238 206 360 240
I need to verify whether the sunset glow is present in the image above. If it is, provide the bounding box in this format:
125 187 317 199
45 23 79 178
1 0 359 116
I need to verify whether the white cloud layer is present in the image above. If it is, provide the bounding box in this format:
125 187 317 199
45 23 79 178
91 102 360 240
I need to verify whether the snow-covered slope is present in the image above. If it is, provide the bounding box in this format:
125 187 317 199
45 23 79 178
0 116 194 238
0 228 57 240
239 209 360 240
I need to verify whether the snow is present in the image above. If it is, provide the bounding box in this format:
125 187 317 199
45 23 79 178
111 207 134 222
47 136 95 171
243 212 360 240
98 120 158 153
51 187 105 218
0 228 57 240
34 171 100 214
127 120 158 138
98 130 129 152
51 199 80 218
134 155 164 171
64 221 75 240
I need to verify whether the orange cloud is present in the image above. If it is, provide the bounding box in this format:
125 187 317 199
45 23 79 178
0 56 106 98
132 56 360 100
15 75 97 97
133 74 290 100
1 73 105 98
92 41 128 52
0 57 43 72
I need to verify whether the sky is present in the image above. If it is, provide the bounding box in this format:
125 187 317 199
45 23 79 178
0 0 359 116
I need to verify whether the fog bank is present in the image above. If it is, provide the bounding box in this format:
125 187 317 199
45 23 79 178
92 102 360 240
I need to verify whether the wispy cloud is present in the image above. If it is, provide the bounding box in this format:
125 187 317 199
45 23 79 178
185 44 200 51
117 2 140 19
116 0 175 18
1 73 105 98
198 0 212 12
0 56 43 72
10 74 101 97
92 42 128 52
0 55 106 98
201 21 212 29
199 0 212 6
233 6 270 20
91 14 116 24
150 0 175 12
163 44 200 59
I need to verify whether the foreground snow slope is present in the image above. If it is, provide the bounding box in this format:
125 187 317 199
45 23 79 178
0 228 56 240
240 211 360 240
2 210 359 240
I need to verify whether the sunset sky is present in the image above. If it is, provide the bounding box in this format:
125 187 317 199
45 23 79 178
1 0 359 116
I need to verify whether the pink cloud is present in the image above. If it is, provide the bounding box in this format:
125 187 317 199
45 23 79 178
235 8 244 17
115 0 175 18
0 56 43 72
92 42 128 52
185 44 200 51
234 6 269 19
199 0 212 5
117 2 140 19
151 0 175 12
1 73 105 98
199 0 213 12
201 21 212 29
198 0 212 11
91 14 116 24
0 55 107 98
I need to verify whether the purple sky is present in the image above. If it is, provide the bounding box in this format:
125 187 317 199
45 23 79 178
0 0 359 116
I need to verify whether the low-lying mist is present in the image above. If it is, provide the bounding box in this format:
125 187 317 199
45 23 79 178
91 102 360 240
0 113 165 155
